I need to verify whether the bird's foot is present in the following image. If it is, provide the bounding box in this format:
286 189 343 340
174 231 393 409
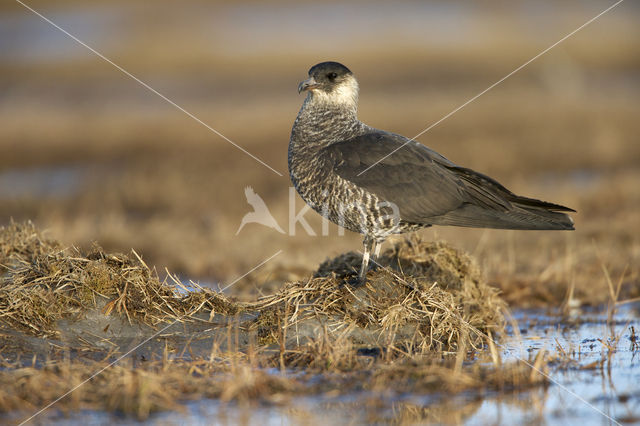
345 275 366 287
345 263 381 287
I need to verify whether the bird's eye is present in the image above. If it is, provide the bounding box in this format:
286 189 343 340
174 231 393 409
327 72 338 81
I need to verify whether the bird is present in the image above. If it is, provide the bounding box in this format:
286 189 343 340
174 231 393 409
236 186 285 235
288 61 575 284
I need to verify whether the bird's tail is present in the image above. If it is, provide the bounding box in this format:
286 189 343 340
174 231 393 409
433 200 574 230
507 194 575 230
440 165 575 230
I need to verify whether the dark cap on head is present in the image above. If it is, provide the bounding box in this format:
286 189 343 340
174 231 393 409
308 61 352 77
298 61 353 94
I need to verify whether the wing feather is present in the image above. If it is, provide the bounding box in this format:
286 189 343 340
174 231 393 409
324 130 574 230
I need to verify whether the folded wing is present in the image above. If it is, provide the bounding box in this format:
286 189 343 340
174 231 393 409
324 130 575 230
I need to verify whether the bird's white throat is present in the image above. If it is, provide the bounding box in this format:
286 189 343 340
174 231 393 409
308 76 359 110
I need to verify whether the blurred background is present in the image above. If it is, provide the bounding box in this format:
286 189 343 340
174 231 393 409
1 0 638 301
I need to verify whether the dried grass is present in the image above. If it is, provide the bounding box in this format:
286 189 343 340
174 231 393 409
1 222 504 353
253 236 505 357
0 222 552 421
0 348 549 422
0 358 300 421
0 221 237 337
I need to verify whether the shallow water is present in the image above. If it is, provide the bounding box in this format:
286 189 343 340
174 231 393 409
0 166 86 199
0 7 125 64
473 306 640 425
30 304 639 425
0 2 476 65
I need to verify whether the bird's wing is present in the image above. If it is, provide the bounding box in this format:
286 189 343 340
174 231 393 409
323 130 473 222
323 130 573 227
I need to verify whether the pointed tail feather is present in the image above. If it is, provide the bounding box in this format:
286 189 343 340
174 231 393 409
432 203 574 230
509 194 576 213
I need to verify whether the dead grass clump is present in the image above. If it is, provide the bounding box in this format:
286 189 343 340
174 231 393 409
0 358 302 421
281 236 506 358
314 251 364 278
0 221 238 337
253 257 504 358
369 352 548 395
0 347 549 422
380 236 506 332
0 361 183 420
1 221 504 362
0 220 60 273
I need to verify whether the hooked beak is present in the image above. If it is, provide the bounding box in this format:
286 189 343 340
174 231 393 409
298 76 319 94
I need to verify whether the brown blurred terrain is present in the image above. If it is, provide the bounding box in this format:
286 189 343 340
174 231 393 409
1 0 638 305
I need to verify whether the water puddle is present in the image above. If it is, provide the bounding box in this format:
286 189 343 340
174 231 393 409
0 7 125 64
472 306 640 424
0 165 86 199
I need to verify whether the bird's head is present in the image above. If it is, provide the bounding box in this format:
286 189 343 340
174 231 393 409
298 61 358 109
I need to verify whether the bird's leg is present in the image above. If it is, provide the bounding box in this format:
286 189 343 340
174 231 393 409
371 239 382 265
358 235 375 284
